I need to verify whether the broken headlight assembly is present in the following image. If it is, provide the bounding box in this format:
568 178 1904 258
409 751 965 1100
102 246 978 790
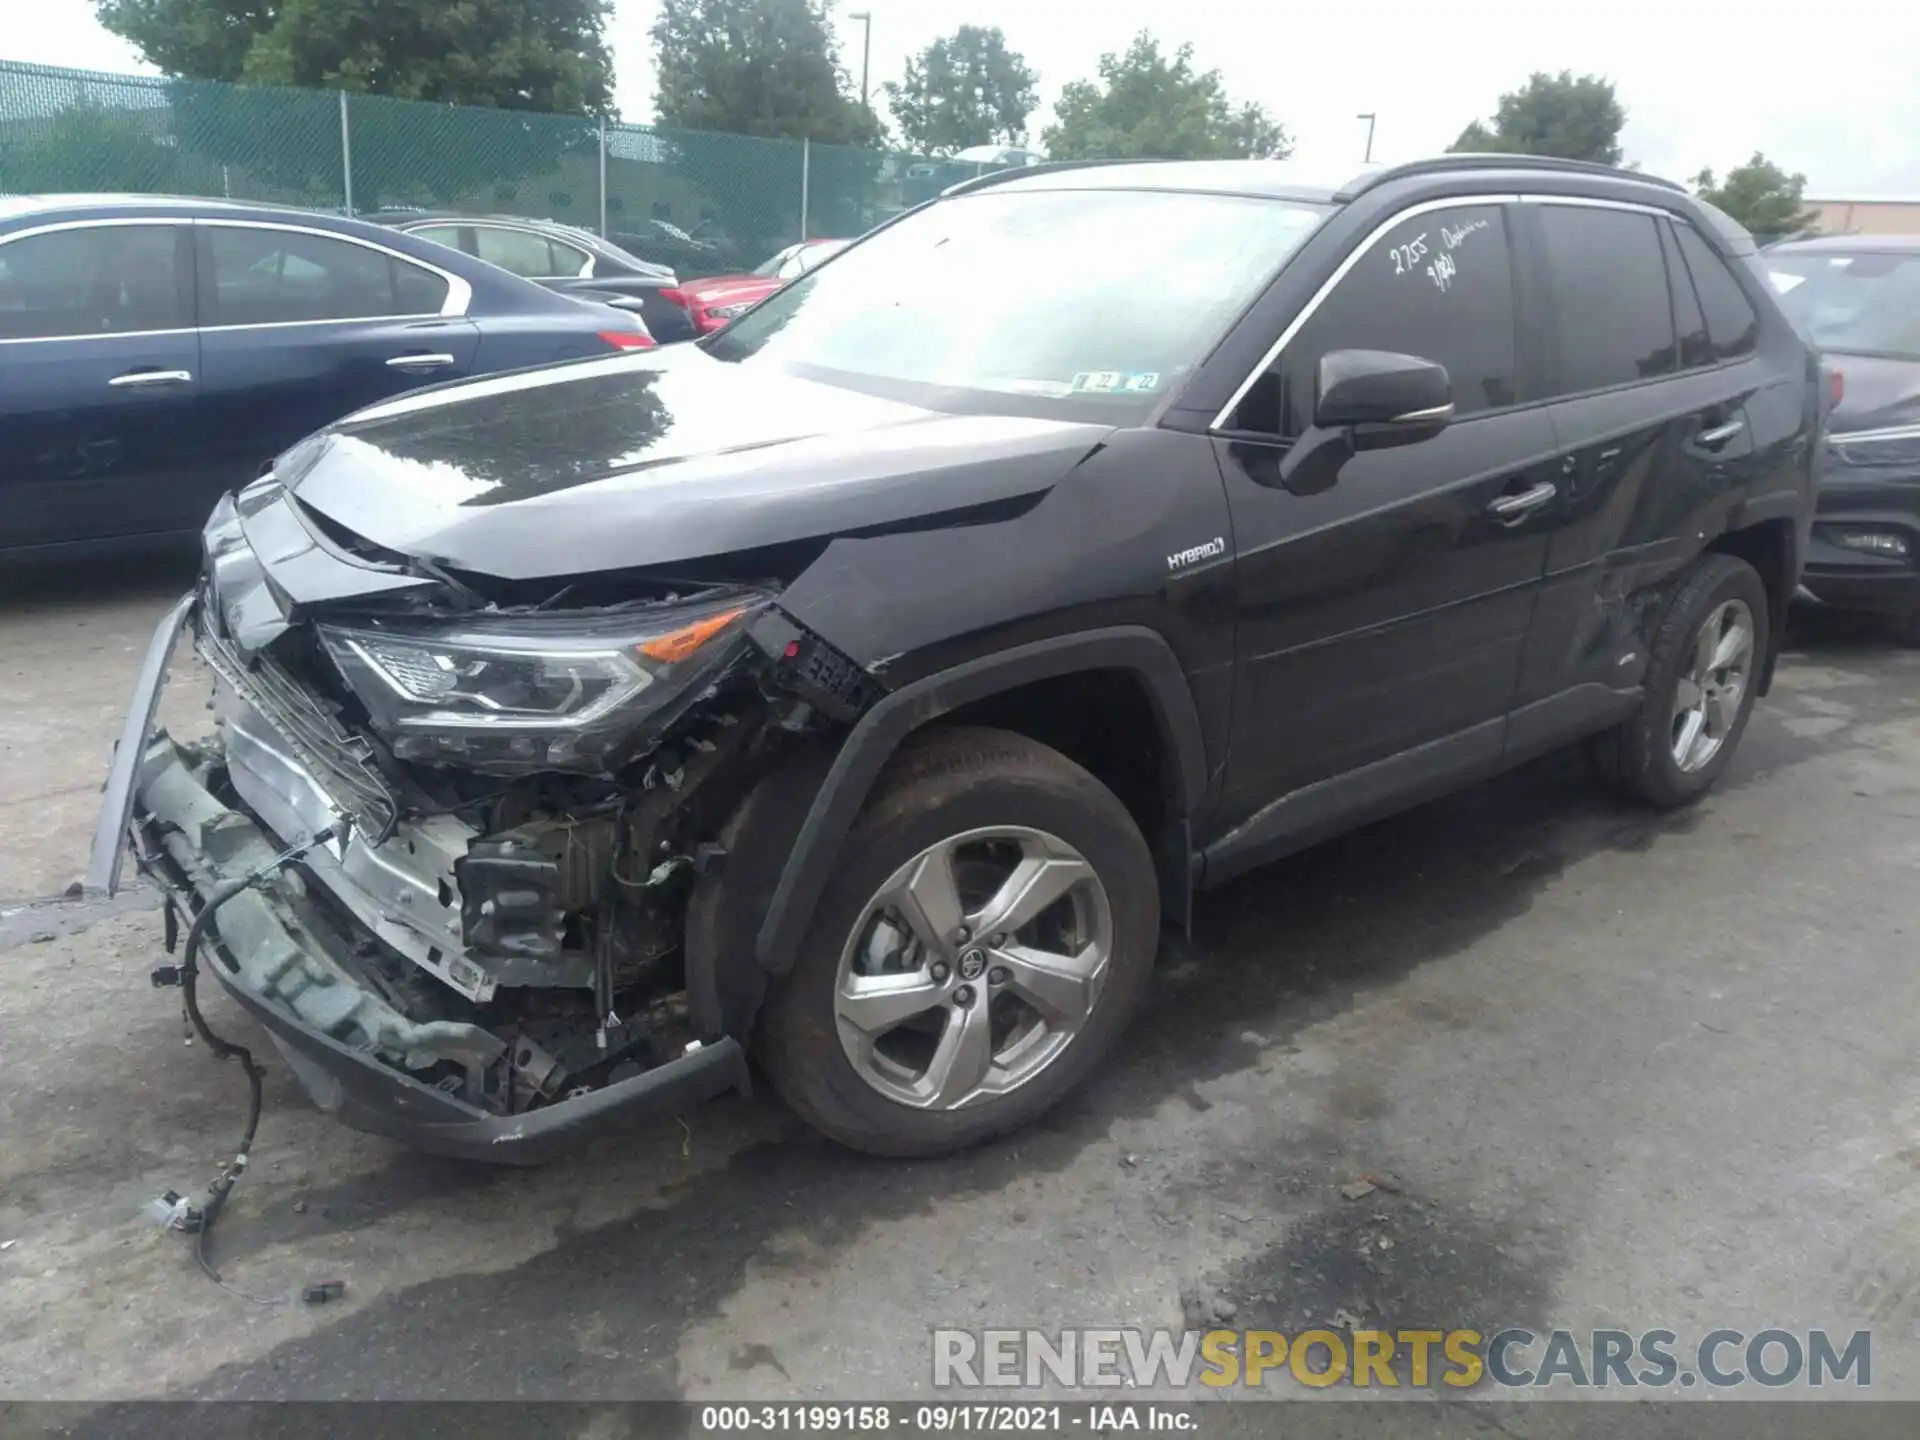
316 592 768 775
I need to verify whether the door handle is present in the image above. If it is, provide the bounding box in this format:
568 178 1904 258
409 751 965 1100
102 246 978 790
1696 418 1745 450
386 352 457 369
108 369 192 388
1488 481 1557 522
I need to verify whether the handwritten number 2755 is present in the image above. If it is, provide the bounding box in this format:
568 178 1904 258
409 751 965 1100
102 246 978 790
1388 234 1429 275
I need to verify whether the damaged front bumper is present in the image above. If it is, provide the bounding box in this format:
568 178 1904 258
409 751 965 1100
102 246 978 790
99 597 749 1164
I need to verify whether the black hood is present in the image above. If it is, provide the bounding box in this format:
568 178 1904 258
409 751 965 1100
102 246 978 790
280 346 1114 581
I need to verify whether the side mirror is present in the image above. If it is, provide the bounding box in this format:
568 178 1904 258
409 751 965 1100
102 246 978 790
1277 350 1453 496
1316 349 1453 442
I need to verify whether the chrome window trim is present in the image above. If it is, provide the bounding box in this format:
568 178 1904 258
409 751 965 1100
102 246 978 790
0 213 471 344
1833 422 1920 445
1207 191 1677 432
1515 194 1671 217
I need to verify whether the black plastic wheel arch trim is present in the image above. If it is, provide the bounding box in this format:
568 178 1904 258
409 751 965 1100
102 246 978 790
751 626 1209 975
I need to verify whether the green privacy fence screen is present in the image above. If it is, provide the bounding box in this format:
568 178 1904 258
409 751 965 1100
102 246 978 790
0 58 1019 274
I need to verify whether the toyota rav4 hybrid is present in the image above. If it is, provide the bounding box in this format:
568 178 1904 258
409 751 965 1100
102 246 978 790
95 156 1822 1164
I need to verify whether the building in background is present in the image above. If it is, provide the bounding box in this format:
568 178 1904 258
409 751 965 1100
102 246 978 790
1805 196 1920 236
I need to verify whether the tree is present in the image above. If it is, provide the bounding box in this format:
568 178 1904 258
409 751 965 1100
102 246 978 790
1449 70 1625 165
94 0 615 114
1692 153 1820 238
0 105 186 194
1041 32 1290 163
884 25 1037 155
651 0 882 146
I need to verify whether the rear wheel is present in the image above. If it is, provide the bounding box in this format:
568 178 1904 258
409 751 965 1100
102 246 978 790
1591 552 1769 808
759 727 1159 1156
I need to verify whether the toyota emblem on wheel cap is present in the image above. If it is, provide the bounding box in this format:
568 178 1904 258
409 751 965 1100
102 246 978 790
957 947 988 981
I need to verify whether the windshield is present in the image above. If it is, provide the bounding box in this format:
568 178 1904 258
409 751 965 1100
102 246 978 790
706 188 1330 416
784 240 849 277
751 245 799 278
1765 249 1920 358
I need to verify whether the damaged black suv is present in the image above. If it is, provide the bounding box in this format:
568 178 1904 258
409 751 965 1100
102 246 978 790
95 155 1822 1162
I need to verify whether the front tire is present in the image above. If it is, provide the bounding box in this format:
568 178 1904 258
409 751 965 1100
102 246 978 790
759 726 1160 1157
1591 552 1769 808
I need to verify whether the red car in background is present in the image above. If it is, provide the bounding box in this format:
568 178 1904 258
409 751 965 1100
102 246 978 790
665 238 849 334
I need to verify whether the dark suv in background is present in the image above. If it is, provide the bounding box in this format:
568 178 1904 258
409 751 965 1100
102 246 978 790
1763 235 1920 641
99 154 1821 1164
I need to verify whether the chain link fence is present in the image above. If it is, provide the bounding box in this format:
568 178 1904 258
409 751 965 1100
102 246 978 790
0 58 1020 274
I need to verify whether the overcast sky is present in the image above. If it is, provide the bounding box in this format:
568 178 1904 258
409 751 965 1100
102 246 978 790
16 0 1920 195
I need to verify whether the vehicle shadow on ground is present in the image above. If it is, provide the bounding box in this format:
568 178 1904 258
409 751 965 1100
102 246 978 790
1782 599 1915 657
161 631 1914 1403
0 546 199 609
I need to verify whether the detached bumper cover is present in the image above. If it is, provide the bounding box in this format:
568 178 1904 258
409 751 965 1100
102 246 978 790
106 605 748 1164
85 593 193 895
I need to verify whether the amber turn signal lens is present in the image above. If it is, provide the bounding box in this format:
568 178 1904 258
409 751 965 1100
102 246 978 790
637 606 748 663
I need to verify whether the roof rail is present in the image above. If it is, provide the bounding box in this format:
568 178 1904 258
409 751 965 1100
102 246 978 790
939 157 1162 199
1336 153 1687 200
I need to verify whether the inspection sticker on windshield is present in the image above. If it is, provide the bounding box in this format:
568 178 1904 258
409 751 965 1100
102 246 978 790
1071 370 1160 394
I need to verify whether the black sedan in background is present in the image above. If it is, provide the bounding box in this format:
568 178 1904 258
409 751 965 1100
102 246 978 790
374 213 698 344
0 195 655 561
1765 235 1920 642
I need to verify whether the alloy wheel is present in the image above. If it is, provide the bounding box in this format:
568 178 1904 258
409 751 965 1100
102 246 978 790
833 825 1114 1110
1671 598 1755 772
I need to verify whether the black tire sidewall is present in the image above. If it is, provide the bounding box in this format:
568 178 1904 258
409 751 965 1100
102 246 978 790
1627 555 1771 806
761 730 1160 1156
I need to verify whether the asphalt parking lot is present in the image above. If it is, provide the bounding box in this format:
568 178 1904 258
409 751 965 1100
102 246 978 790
3 553 1918 1408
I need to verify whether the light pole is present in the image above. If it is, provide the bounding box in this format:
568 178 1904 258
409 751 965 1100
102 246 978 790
849 10 873 112
1356 112 1377 163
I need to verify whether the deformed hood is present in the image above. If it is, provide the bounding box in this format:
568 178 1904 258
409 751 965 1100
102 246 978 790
281 346 1113 581
1825 351 1920 434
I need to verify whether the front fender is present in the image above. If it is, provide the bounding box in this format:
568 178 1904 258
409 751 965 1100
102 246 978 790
750 625 1207 980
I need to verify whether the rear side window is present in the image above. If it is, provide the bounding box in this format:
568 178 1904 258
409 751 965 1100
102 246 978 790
1658 221 1712 368
408 224 468 253
1535 205 1676 395
393 262 452 315
474 226 559 277
1258 204 1517 436
1672 223 1759 361
547 238 591 276
203 226 448 325
0 224 187 339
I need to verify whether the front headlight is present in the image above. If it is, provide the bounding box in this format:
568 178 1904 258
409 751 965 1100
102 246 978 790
1830 426 1920 469
317 592 767 775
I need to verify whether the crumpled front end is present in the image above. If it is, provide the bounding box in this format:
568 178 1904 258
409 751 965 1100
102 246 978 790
129 727 749 1162
97 479 872 1162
